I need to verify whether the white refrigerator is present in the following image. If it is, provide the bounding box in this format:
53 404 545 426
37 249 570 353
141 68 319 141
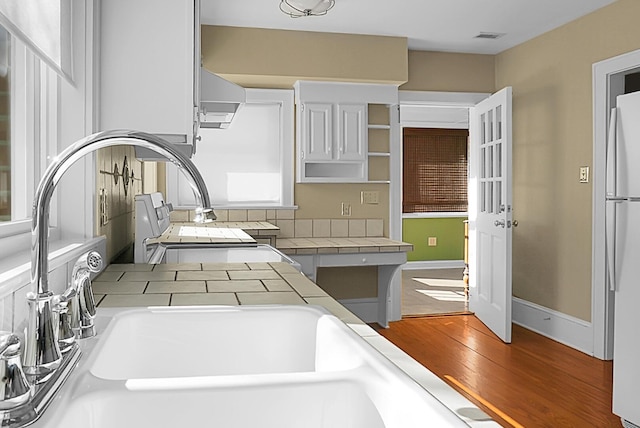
608 90 640 428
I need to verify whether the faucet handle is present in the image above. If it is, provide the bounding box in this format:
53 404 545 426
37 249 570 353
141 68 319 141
52 292 77 353
0 332 32 410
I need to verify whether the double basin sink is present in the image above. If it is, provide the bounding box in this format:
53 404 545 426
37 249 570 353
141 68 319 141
38 305 469 427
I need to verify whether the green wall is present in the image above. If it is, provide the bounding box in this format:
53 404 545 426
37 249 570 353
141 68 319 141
402 217 467 261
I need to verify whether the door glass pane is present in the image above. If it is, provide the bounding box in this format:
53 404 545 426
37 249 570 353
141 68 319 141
496 105 502 140
480 181 486 213
487 181 493 213
481 113 486 145
480 147 486 179
488 110 494 142
496 142 502 178
495 180 502 214
488 145 494 178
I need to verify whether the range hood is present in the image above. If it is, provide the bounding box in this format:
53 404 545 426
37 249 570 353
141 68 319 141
199 68 246 129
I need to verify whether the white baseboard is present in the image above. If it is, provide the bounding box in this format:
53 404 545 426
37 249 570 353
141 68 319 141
338 298 378 323
512 297 593 356
403 260 465 270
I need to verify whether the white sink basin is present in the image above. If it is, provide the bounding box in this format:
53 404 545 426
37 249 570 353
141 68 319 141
37 306 471 427
89 306 363 380
56 378 386 428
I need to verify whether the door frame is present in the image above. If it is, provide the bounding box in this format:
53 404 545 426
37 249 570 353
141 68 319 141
592 48 640 360
388 91 489 321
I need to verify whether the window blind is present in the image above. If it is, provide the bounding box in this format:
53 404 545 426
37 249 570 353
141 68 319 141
0 0 72 81
403 128 468 213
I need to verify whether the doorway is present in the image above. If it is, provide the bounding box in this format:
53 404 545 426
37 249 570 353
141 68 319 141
388 91 489 322
401 126 470 316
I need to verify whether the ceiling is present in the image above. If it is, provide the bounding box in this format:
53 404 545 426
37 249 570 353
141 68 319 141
201 0 617 54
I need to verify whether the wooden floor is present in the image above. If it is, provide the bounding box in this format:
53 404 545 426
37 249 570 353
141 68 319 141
375 315 622 428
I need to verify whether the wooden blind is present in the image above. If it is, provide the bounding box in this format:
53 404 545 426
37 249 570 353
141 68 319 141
403 128 468 213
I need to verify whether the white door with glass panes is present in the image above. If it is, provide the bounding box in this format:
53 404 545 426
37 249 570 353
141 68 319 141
468 87 513 343
336 104 366 161
302 103 333 161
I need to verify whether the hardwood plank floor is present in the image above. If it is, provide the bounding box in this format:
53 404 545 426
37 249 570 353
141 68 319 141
375 315 621 428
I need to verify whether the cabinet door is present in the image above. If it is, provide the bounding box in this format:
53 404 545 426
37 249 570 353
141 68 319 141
100 0 195 137
337 104 367 161
302 103 333 161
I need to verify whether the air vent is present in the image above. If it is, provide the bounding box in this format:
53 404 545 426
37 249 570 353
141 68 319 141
475 32 505 40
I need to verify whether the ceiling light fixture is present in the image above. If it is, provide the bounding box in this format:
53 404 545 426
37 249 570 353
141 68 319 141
279 0 335 18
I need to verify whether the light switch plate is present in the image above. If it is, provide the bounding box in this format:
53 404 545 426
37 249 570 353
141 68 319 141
428 237 437 246
579 166 589 183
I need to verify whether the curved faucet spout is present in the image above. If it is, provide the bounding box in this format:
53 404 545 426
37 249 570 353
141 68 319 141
32 129 214 295
26 130 214 376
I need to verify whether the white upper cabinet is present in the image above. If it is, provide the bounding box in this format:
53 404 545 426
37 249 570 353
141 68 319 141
99 0 199 143
294 81 397 183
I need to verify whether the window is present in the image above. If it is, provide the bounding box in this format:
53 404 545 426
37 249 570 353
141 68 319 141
172 88 294 208
0 26 60 235
403 128 468 213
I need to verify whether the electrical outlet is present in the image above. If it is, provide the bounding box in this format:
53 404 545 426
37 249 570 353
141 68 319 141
341 202 351 216
428 237 437 246
361 191 379 204
579 166 590 183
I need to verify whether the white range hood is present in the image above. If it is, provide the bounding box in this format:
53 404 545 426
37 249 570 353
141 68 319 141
199 68 246 129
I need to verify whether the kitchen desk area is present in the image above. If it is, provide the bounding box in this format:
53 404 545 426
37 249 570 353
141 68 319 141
93 261 497 427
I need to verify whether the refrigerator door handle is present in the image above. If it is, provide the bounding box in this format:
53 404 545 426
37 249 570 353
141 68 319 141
606 108 617 198
605 107 618 292
606 200 617 292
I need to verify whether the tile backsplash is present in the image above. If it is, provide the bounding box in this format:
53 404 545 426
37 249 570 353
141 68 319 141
95 146 144 262
170 209 385 239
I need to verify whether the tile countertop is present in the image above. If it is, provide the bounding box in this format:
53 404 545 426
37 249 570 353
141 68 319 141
93 262 497 427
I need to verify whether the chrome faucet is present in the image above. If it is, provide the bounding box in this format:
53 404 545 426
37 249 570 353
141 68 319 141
25 130 215 378
1 130 216 426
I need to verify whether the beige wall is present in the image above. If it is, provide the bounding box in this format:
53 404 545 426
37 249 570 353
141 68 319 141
202 26 408 88
401 50 495 93
496 0 640 321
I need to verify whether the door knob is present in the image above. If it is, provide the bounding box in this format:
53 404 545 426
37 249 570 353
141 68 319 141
513 220 518 227
494 219 505 228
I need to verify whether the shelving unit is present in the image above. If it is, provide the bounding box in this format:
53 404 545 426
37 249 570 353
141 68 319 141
367 104 391 184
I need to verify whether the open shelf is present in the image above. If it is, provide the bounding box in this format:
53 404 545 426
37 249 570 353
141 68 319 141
367 124 391 130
